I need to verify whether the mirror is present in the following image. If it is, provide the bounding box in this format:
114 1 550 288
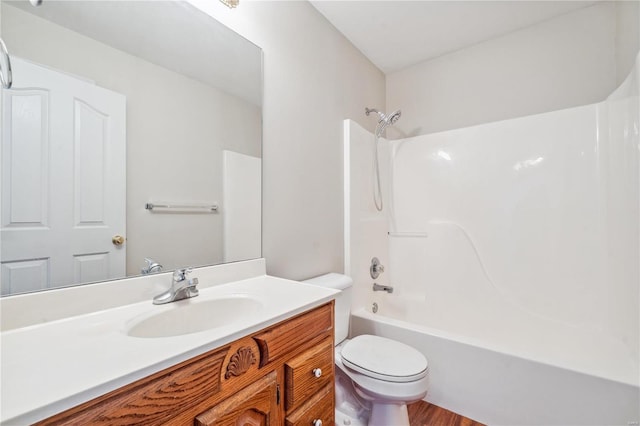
0 1 262 295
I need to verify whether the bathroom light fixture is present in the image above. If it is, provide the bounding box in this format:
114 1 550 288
219 0 239 9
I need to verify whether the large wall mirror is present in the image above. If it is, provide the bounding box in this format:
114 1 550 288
0 0 262 296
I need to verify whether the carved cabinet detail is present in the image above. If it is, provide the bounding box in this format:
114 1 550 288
224 346 257 379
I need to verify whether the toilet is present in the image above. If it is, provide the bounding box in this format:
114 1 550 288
303 273 429 426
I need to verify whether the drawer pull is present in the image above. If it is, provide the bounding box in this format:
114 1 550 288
312 368 322 378
312 420 323 426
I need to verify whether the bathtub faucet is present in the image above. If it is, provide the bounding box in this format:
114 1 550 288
372 283 393 293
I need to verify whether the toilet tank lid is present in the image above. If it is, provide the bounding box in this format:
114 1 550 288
302 273 353 290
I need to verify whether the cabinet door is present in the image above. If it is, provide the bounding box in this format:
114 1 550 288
285 383 334 426
195 371 279 426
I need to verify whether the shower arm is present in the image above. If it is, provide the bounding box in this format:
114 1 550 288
366 107 386 123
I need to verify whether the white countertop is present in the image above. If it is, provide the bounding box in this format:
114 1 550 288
0 275 338 425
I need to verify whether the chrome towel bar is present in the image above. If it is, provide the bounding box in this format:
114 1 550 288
145 202 218 213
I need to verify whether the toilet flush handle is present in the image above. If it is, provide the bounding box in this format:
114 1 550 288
313 368 322 378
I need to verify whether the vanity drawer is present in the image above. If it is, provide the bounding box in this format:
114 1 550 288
285 383 334 426
285 335 334 411
253 303 333 367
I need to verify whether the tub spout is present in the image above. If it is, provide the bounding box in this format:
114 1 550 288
372 283 393 293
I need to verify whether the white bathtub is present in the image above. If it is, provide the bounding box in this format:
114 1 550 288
350 303 639 426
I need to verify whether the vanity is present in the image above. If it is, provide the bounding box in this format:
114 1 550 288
0 260 338 425
0 2 334 424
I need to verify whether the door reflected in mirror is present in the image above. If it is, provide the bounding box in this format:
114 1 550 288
0 0 262 295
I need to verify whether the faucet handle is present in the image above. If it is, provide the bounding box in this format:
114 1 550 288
141 258 162 274
370 257 385 279
142 258 153 274
173 267 192 281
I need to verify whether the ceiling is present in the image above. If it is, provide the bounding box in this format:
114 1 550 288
309 0 598 74
7 0 262 106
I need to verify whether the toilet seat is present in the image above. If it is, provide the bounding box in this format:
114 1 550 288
335 342 430 404
340 335 428 383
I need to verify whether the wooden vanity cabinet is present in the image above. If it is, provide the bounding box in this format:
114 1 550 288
36 302 335 426
194 372 279 426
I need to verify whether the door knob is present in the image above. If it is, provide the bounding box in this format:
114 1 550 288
112 235 125 246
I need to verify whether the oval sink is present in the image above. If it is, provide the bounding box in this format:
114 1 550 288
127 295 263 338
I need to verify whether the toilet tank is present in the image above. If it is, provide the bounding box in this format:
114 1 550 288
303 273 352 344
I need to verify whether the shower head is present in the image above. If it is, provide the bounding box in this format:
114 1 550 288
365 107 403 212
366 107 402 138
386 109 401 126
365 107 401 126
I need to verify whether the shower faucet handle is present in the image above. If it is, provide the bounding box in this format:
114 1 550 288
370 257 385 279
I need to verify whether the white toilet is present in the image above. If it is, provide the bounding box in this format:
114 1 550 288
304 273 429 426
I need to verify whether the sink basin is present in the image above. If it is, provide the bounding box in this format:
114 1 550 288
127 295 263 338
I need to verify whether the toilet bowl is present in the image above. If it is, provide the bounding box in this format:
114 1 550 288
337 336 429 426
303 273 429 426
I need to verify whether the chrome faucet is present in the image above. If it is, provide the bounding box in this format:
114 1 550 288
141 258 163 275
153 268 199 305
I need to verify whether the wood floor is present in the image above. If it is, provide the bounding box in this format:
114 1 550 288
408 401 485 426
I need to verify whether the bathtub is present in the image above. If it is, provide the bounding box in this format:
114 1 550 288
350 302 639 426
343 55 640 425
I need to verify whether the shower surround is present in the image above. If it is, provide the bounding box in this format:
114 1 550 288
344 56 639 424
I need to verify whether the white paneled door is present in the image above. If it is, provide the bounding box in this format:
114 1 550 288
1 58 126 295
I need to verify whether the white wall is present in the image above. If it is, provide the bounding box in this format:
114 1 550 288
190 1 386 280
616 1 640 84
3 5 261 276
386 2 622 136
